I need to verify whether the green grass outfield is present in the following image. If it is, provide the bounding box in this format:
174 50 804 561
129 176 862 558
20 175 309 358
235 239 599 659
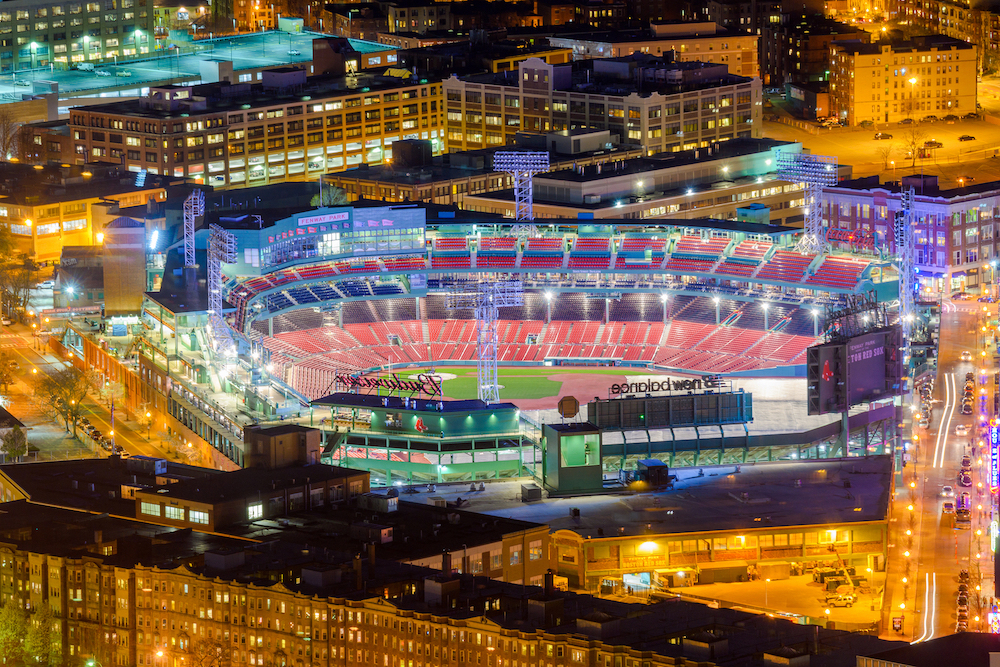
434 367 649 401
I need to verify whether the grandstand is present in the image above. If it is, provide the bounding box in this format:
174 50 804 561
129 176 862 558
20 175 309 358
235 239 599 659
215 207 887 404
248 291 821 400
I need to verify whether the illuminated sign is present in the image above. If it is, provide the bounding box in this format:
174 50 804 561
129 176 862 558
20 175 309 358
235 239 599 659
336 372 443 397
991 421 1000 492
298 211 350 227
610 376 722 396
992 520 998 553
990 610 1000 634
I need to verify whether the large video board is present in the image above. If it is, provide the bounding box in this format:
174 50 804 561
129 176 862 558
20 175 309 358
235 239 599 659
807 326 901 416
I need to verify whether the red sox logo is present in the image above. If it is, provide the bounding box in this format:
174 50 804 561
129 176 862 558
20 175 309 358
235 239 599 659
821 360 834 382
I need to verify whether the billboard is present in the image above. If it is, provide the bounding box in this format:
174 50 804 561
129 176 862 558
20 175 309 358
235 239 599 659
991 420 1000 493
846 332 889 405
807 326 902 415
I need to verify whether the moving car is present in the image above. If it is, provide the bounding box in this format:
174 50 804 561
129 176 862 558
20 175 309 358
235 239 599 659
956 424 970 436
924 140 944 149
961 350 973 361
959 135 976 142
942 485 955 497
918 418 930 428
943 501 955 514
874 132 893 140
287 49 301 56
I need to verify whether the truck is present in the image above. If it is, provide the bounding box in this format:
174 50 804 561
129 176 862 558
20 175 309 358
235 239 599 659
76 62 95 72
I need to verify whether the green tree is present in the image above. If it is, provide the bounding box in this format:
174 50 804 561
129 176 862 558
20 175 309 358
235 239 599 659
24 603 56 666
310 185 349 207
34 367 96 437
0 602 27 664
1 425 27 462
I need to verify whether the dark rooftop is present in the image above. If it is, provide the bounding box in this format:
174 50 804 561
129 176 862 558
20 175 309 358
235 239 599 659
863 633 1000 667
0 162 169 207
76 69 440 120
147 463 368 504
0 456 221 516
247 423 319 437
832 34 974 55
312 392 518 413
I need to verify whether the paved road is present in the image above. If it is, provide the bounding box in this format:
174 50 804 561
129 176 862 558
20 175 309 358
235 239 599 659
4 323 183 464
907 298 994 641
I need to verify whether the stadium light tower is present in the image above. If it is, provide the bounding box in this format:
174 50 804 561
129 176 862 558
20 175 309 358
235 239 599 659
183 189 204 268
493 151 548 239
894 186 916 355
207 223 238 356
447 280 524 405
774 151 838 255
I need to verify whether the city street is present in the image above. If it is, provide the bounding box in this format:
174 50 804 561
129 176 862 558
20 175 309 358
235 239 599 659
0 320 196 466
898 298 995 641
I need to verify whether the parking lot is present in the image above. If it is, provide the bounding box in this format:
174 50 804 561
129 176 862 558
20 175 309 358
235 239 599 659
1 30 318 100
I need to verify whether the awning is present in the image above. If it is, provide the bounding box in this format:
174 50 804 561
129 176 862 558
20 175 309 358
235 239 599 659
951 271 967 277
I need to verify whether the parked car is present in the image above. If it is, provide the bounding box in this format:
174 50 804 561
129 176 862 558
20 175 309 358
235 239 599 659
924 140 943 149
963 112 979 120
978 296 995 303
76 62 95 72
94 70 111 77
961 455 972 468
959 135 976 142
958 472 973 487
14 79 30 87
825 593 855 607
874 132 893 140
859 120 874 128
116 70 132 77
943 501 956 514
923 115 939 122
899 118 915 125
287 49 301 56
36 280 54 289
944 114 960 122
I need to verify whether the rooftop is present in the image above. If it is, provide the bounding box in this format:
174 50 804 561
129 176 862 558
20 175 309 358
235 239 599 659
312 392 518 413
832 34 974 55
0 162 168 207
457 56 755 97
831 174 1000 199
75 67 437 120
0 456 222 516
145 463 367 505
537 139 793 183
376 456 893 537
863 633 1000 667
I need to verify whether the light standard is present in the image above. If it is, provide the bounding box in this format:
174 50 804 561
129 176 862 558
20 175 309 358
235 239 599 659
83 35 89 63
145 411 152 438
908 77 918 119
134 29 144 56
28 41 36 78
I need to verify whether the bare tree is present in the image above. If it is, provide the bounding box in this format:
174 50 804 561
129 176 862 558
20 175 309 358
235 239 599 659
311 185 350 207
902 128 928 168
0 106 21 160
189 638 232 667
0 264 34 318
876 144 896 171
33 367 98 437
